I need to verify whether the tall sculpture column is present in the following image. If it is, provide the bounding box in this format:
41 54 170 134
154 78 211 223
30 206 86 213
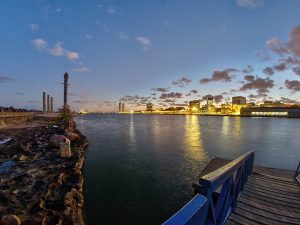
43 92 46 113
63 72 69 113
47 95 50 113
50 97 53 112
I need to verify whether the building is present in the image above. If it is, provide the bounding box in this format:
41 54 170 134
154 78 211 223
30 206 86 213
189 100 200 112
206 96 214 106
240 107 300 117
146 102 153 111
119 102 125 112
232 96 246 105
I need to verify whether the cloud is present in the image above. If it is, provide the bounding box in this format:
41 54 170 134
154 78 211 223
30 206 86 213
244 75 255 81
273 62 287 72
0 76 15 83
248 93 268 99
119 32 129 40
292 67 300 76
152 87 169 92
280 97 299 104
31 39 48 51
107 7 116 15
236 0 264 9
214 95 224 103
266 38 288 55
256 50 271 61
159 92 183 99
73 67 90 73
240 76 274 93
285 80 300 91
172 77 192 87
85 34 92 39
262 67 274 76
242 65 254 74
136 36 151 49
31 39 79 60
280 56 300 65
29 24 40 31
190 90 198 94
200 70 233 84
288 26 300 56
16 92 25 95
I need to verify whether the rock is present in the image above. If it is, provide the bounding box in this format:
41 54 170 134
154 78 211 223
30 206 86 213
20 143 31 152
49 135 69 148
0 215 21 225
60 141 71 157
64 130 80 142
18 154 28 161
49 135 71 157
64 119 76 133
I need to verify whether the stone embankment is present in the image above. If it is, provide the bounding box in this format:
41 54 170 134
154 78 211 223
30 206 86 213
0 118 88 225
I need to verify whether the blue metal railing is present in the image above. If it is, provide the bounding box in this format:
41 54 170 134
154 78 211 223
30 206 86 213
162 150 255 225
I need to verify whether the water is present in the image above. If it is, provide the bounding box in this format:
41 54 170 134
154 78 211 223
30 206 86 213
75 114 300 225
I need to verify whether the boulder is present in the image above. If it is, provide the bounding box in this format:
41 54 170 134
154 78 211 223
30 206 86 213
49 135 71 157
64 130 80 142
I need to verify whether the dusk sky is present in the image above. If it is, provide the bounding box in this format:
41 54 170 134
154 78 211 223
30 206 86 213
1 0 300 112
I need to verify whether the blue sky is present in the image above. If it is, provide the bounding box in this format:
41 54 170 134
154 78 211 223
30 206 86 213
0 0 300 112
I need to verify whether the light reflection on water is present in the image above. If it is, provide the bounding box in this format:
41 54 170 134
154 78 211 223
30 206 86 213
75 114 300 225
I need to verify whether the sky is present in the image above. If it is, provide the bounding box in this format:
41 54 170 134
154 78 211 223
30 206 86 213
0 0 300 112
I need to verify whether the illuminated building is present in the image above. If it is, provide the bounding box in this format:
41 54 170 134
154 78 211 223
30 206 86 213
189 100 200 113
206 97 213 106
241 107 300 117
232 96 246 105
146 102 153 111
122 103 125 112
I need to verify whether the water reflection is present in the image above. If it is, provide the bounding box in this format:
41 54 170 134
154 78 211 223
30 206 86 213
129 115 136 149
184 115 206 160
221 116 230 137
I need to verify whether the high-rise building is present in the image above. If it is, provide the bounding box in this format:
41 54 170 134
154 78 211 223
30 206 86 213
206 97 214 106
189 100 200 112
119 102 122 112
122 103 125 112
232 96 246 105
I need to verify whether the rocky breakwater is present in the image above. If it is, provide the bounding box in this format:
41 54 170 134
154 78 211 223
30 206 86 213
0 118 88 225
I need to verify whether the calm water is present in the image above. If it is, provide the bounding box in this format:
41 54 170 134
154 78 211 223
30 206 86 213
75 114 300 225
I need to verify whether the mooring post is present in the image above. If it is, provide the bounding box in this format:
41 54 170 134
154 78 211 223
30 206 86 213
50 97 53 112
47 95 50 113
43 92 46 113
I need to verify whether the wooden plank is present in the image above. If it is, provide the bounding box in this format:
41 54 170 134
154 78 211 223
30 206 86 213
247 177 300 193
236 201 300 224
232 207 296 225
225 218 241 225
241 192 300 213
245 180 300 198
227 212 264 225
238 197 300 220
251 174 299 188
243 188 300 208
244 186 300 204
240 193 300 213
252 172 298 184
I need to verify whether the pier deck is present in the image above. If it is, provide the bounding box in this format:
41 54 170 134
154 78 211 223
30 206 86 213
200 157 300 225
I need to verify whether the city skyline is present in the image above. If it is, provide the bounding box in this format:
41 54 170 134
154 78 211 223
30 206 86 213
1 0 300 112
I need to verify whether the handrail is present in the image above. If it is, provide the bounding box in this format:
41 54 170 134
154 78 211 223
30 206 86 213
195 150 255 225
200 151 254 190
162 151 255 225
162 194 209 225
